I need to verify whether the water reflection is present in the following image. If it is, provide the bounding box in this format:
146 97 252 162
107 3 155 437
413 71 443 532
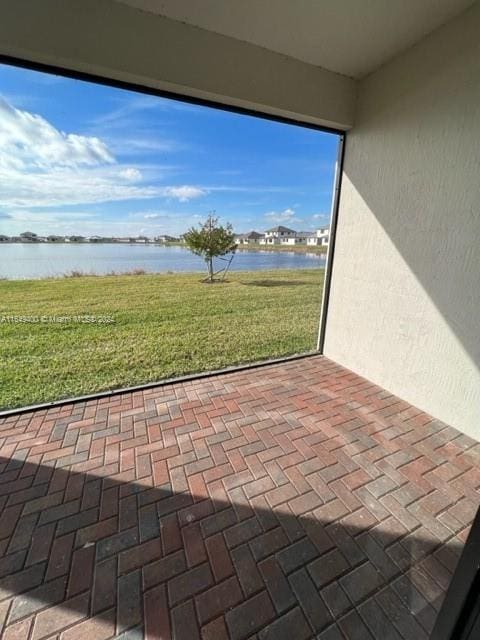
0 243 326 279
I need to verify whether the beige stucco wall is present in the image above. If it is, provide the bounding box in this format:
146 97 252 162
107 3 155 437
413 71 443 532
325 3 480 438
0 0 355 130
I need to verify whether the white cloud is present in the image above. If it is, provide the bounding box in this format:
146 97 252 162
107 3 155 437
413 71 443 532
93 94 198 130
108 136 177 156
0 96 164 209
0 97 113 169
0 96 287 236
0 165 161 208
263 208 328 227
163 185 207 202
9 210 96 221
90 96 183 157
0 96 210 212
1 209 99 235
3 206 225 238
264 207 300 223
119 167 142 181
93 95 163 127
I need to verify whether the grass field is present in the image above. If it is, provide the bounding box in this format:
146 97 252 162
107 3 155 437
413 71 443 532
0 269 324 410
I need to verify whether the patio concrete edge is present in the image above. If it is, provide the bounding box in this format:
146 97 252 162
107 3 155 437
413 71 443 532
0 351 320 418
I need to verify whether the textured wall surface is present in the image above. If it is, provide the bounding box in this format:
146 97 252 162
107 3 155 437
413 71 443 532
325 3 480 438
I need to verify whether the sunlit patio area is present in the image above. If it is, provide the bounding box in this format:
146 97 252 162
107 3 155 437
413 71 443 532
0 355 478 639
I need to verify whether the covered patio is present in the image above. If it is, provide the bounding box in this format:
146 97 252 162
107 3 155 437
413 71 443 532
1 355 478 639
0 0 479 637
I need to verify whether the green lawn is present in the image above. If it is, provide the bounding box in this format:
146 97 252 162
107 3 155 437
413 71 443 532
0 269 324 409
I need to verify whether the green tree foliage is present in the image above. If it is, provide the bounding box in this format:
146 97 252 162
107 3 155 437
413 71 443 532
183 214 236 282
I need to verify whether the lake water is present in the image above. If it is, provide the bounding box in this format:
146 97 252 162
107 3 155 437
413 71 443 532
0 243 326 279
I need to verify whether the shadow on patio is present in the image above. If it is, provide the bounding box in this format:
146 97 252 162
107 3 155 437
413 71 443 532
0 458 463 640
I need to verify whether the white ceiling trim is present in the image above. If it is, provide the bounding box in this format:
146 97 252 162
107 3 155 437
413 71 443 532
117 0 474 78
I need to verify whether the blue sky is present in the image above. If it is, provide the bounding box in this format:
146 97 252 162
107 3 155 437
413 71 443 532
0 62 339 237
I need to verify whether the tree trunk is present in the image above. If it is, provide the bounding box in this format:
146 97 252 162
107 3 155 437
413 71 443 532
206 257 213 282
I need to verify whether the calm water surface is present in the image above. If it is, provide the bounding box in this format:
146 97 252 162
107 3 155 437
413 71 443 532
0 244 326 279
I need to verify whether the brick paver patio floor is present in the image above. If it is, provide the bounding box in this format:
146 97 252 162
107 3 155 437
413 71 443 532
0 355 479 640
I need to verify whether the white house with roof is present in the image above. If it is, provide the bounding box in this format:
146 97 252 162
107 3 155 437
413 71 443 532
235 231 265 245
307 227 329 246
294 231 315 245
261 225 297 245
257 226 329 246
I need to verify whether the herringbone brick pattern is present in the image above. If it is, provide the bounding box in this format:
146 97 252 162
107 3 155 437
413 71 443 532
0 355 479 640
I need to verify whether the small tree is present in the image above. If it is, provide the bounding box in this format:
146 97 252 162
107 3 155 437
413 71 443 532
184 214 236 282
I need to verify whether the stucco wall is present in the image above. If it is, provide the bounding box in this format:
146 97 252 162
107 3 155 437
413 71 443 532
325 3 480 438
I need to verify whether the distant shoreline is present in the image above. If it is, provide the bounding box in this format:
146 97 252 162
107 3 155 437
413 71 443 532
0 240 328 253
0 240 182 246
0 243 326 280
235 244 327 254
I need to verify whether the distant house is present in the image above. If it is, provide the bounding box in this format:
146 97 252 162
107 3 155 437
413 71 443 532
155 235 179 243
235 231 264 245
69 235 85 243
20 231 39 242
249 226 329 246
47 235 64 243
307 227 329 246
128 236 150 244
88 236 104 243
0 234 10 242
294 231 314 245
261 225 297 245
